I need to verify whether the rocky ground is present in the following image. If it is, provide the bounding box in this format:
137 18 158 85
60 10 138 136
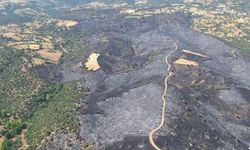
37 7 250 150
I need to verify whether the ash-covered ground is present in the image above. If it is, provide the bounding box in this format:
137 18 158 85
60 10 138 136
38 7 250 150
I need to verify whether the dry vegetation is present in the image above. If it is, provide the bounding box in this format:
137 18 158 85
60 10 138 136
56 20 78 28
190 6 250 42
6 43 41 50
2 33 22 41
0 137 4 146
32 58 45 66
184 0 214 5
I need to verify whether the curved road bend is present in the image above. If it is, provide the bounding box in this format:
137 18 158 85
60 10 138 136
149 43 178 150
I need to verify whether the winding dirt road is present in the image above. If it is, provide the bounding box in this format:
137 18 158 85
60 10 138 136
149 43 178 150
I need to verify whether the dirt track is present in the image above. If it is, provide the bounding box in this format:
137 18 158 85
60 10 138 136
149 43 178 150
18 129 28 150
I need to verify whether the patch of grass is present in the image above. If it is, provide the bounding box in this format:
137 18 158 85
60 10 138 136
26 81 82 149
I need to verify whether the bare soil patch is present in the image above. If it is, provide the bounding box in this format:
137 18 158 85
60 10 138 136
32 58 45 65
36 50 63 62
85 53 100 71
18 129 28 150
174 58 199 66
2 33 21 41
56 20 78 28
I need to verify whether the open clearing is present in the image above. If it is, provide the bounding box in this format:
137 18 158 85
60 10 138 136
85 53 100 71
174 58 199 66
56 20 78 28
36 50 63 62
32 58 45 65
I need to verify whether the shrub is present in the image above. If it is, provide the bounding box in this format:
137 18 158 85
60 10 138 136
2 131 14 139
2 138 21 150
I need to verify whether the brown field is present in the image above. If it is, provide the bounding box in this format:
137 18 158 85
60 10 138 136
174 58 199 66
28 44 40 50
36 50 63 62
11 44 29 50
41 42 53 49
6 42 41 50
85 53 100 71
2 33 21 41
32 58 46 65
